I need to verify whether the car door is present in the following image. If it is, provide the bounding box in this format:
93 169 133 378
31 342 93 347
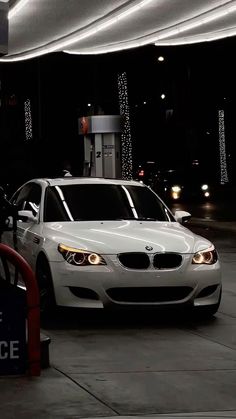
11 182 42 269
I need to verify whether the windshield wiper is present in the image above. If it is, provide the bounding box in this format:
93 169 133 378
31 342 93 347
74 217 160 221
120 217 160 221
136 217 160 221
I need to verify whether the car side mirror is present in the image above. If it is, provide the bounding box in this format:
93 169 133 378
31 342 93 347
5 215 13 229
174 210 191 224
18 210 37 223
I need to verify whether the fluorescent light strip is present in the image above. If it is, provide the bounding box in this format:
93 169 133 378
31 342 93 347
1 0 154 61
64 27 236 55
155 27 236 46
64 45 138 55
153 1 236 42
8 0 30 20
65 0 236 55
2 0 236 61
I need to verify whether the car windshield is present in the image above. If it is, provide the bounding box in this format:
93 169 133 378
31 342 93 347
44 184 174 222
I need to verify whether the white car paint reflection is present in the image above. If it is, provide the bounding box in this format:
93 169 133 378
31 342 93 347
2 177 222 317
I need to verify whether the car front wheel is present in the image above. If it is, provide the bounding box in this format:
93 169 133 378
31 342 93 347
36 256 56 316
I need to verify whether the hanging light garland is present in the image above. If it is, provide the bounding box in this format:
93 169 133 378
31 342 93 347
24 98 33 141
118 72 133 179
218 109 229 184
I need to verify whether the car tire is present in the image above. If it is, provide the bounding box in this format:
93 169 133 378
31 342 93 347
36 255 56 316
193 287 222 318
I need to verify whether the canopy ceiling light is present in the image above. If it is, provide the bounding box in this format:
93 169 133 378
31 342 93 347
1 0 236 62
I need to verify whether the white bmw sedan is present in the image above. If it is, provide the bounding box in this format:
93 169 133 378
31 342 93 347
3 177 221 316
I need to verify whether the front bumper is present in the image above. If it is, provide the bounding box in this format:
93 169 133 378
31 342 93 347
49 253 221 309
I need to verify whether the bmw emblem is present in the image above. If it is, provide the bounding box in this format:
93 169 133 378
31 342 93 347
145 246 153 251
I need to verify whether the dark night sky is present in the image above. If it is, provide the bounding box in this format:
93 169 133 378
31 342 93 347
0 37 236 190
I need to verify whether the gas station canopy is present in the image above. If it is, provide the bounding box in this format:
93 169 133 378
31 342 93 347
1 0 236 61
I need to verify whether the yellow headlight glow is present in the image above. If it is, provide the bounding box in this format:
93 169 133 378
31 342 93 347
58 244 106 266
192 245 217 265
88 253 103 265
58 243 86 254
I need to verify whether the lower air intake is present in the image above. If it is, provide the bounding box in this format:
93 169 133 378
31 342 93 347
106 286 193 303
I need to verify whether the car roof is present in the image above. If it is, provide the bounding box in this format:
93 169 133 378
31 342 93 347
27 177 144 188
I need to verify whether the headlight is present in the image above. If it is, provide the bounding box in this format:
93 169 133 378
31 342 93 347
201 184 208 190
192 245 218 265
58 244 106 266
171 185 181 192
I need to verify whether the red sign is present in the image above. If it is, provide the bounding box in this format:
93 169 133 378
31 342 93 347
80 117 89 135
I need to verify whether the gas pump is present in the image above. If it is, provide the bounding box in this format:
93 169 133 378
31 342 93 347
0 1 8 56
79 115 122 178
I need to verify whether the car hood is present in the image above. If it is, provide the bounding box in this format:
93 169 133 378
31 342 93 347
44 220 212 254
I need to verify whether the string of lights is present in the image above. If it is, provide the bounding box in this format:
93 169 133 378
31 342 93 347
24 98 33 142
118 72 133 180
218 109 229 184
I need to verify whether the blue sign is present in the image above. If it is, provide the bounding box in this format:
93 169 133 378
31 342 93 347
0 281 26 375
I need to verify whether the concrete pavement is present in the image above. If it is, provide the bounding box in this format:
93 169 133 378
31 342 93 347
3 307 236 419
1 218 236 419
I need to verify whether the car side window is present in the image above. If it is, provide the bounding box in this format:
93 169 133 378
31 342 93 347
12 185 32 209
13 183 42 218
